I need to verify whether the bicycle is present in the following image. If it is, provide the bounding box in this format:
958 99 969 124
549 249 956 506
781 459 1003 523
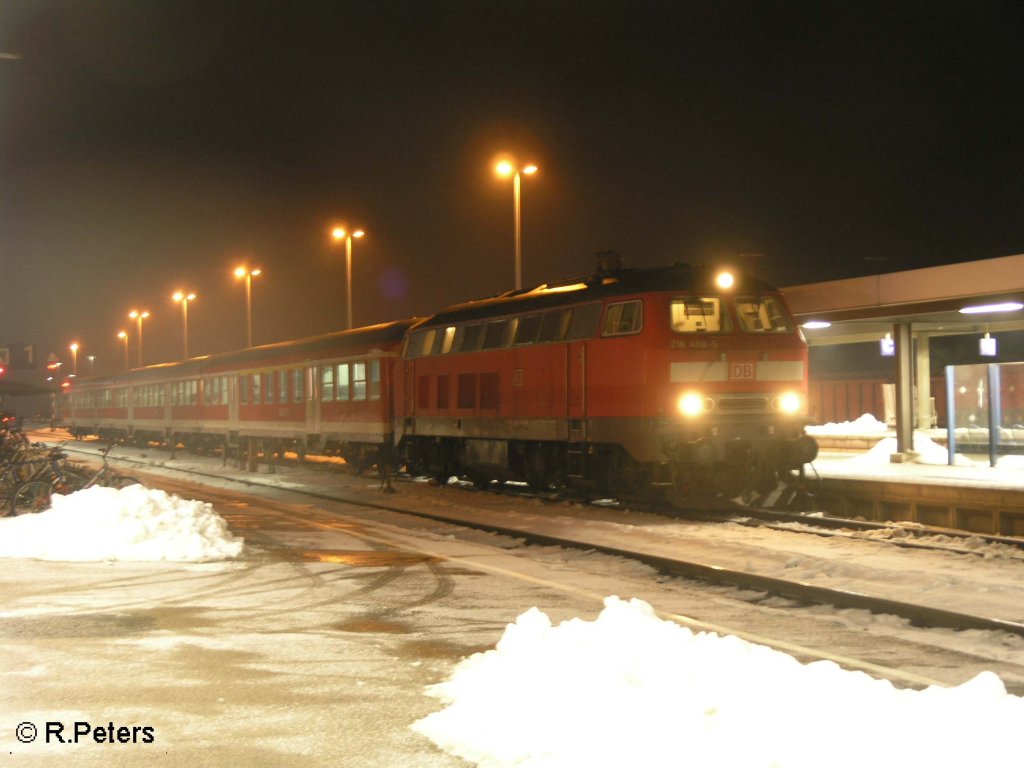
8 444 142 516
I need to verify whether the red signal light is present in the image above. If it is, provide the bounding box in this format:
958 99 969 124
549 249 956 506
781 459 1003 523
0 364 6 376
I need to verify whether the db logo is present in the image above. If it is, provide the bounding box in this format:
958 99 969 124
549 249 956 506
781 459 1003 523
730 362 755 380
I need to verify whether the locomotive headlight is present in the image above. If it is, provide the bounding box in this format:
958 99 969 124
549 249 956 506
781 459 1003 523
775 391 803 414
678 392 709 418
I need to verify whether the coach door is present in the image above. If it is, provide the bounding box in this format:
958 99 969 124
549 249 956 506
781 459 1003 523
306 365 320 437
566 341 587 439
403 359 416 433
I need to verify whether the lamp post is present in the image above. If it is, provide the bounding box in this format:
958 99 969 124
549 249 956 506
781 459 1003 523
117 331 129 370
128 310 150 368
495 159 538 291
87 355 95 374
331 227 365 330
172 291 196 359
234 267 261 347
69 342 79 377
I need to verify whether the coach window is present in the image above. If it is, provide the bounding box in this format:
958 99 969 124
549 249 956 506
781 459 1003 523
353 362 367 401
292 368 303 402
441 326 457 354
321 365 335 401
404 331 420 358
369 359 381 400
735 296 793 333
455 323 482 353
251 373 262 404
337 363 350 400
482 319 508 350
420 329 438 357
239 375 249 405
564 302 603 340
278 370 288 402
265 372 276 404
603 300 643 336
537 309 568 343
670 297 727 333
514 313 542 345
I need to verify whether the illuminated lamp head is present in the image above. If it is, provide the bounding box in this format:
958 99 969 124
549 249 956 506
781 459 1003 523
678 392 708 418
715 271 735 290
775 391 803 414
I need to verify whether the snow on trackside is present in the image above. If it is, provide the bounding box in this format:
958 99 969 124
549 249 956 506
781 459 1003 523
805 413 890 436
413 597 1024 768
0 484 244 562
855 434 973 466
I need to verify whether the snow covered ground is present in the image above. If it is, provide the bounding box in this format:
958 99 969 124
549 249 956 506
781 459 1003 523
414 597 1024 768
0 484 244 562
4 431 1024 767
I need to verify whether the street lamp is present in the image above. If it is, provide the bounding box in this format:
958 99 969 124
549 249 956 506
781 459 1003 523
128 310 150 368
87 355 95 374
172 291 197 359
331 227 365 330
117 331 129 370
234 266 262 347
69 342 79 377
495 159 538 291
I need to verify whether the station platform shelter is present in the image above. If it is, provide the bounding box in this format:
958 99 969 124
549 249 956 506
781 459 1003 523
781 253 1024 461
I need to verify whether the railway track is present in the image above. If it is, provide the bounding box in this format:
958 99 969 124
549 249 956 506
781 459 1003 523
49 435 1024 643
690 505 1024 558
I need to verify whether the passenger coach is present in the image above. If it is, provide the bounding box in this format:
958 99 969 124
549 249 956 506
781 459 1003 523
65 320 413 466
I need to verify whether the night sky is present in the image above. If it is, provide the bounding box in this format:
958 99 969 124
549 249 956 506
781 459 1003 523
3 1 1024 374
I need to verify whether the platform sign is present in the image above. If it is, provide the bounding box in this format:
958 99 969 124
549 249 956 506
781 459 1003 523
1 343 34 369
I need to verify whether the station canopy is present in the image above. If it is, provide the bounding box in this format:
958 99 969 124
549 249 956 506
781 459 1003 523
781 253 1024 345
0 380 54 397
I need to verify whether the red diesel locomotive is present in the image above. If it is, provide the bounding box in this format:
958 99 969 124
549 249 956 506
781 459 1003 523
64 260 817 501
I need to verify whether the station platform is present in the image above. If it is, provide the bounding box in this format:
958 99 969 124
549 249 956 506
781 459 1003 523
805 428 1024 536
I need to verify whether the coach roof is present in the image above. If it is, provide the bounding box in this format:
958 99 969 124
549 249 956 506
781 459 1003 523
71 319 416 387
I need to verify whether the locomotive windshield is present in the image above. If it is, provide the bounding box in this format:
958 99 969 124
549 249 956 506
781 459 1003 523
670 297 728 333
735 296 793 333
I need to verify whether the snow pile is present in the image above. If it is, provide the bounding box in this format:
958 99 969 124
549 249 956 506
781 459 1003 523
413 597 1024 768
0 484 244 562
806 413 890 436
854 433 972 466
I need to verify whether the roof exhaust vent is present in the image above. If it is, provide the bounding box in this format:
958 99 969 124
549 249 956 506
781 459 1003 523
595 251 623 275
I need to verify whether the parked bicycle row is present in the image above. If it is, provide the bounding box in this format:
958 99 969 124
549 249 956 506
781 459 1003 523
1 421 142 515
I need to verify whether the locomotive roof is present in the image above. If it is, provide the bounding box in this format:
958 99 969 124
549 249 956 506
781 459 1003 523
415 262 782 328
71 319 416 388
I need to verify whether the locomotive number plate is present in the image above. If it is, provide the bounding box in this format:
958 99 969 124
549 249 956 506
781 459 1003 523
669 339 719 349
